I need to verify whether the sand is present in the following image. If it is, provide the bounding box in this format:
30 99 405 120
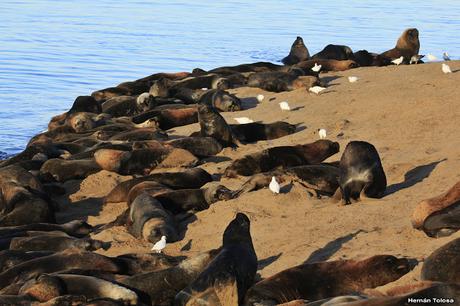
54 61 460 291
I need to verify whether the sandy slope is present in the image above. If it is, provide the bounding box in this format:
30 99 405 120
55 61 460 291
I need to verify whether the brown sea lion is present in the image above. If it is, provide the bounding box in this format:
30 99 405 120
0 220 92 238
175 213 257 306
224 140 340 177
353 50 392 67
422 203 460 237
115 252 184 275
336 141 387 205
199 89 242 112
9 234 110 252
68 95 102 115
108 128 167 142
66 112 106 133
247 72 319 92
209 62 283 74
380 28 420 61
0 250 54 272
294 59 358 72
282 36 310 65
39 158 101 182
230 121 297 143
421 237 460 284
166 137 223 157
132 107 198 130
198 104 240 148
126 181 171 206
103 168 213 204
311 44 354 61
102 93 153 117
244 255 411 305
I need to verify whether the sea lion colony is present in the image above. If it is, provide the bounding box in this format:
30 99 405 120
0 28 458 305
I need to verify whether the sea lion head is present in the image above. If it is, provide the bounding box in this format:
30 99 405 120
62 220 93 237
359 255 411 287
289 36 310 61
85 239 111 251
212 77 231 90
212 90 242 112
204 184 234 204
136 92 154 112
396 28 420 55
223 213 252 246
149 78 172 97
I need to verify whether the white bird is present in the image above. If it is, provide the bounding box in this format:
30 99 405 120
269 176 280 194
410 55 424 64
233 117 254 124
256 94 265 102
391 56 404 66
318 128 327 139
442 63 452 74
151 236 166 253
348 76 359 83
311 63 322 72
309 86 326 95
443 52 451 61
201 87 208 90
426 54 437 61
279 101 291 111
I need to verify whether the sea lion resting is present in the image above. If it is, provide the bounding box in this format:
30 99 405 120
421 237 460 284
197 104 240 148
247 71 319 93
230 121 297 143
282 36 310 65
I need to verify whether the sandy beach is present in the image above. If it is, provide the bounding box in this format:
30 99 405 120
51 60 460 292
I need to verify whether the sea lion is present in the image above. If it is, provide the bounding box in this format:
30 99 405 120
153 184 234 214
0 250 54 272
224 140 340 177
197 104 240 148
422 203 460 237
115 252 184 275
132 107 198 130
411 180 460 230
421 237 460 284
108 128 168 142
311 44 354 61
9 234 110 252
68 96 102 115
39 158 101 182
353 50 391 67
175 213 258 305
199 89 242 112
230 121 297 143
337 141 387 205
247 72 319 92
120 248 220 305
209 62 283 74
380 28 420 61
244 255 411 305
126 181 171 206
282 36 310 65
102 93 153 117
166 137 223 157
294 59 358 72
0 220 92 238
128 193 179 243
66 112 106 133
103 168 213 203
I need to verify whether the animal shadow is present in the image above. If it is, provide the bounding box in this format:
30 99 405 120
258 252 282 270
180 239 193 251
294 123 307 132
241 97 259 110
304 229 366 264
385 159 446 196
176 213 198 241
291 106 305 111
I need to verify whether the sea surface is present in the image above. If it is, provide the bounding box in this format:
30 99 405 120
1 0 459 156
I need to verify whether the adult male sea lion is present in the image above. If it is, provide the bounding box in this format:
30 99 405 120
380 28 420 61
282 36 310 65
311 44 354 61
175 213 258 306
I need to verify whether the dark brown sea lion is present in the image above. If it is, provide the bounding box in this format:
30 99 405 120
224 140 340 177
102 93 153 117
412 180 460 233
421 237 460 284
132 107 198 130
120 248 220 305
66 112 107 133
311 44 354 61
0 220 92 238
198 104 239 148
353 50 392 67
128 193 179 243
247 72 319 92
126 181 171 206
380 28 420 61
68 95 102 115
282 36 310 65
108 128 167 142
294 59 358 72
39 158 101 182
166 137 223 157
422 203 460 237
337 141 387 205
244 255 410 305
208 62 283 74
175 213 258 306
103 168 213 204
0 250 54 272
9 234 110 252
115 252 184 275
199 89 242 112
230 121 297 143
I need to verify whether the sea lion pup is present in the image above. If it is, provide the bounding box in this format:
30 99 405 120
197 104 240 148
282 36 310 65
244 255 410 305
411 180 460 233
294 59 359 72
20 274 139 305
0 250 54 272
230 121 297 143
104 167 213 204
108 127 168 142
0 249 123 290
119 248 220 305
380 28 420 61
175 213 258 306
311 44 354 61
247 71 319 92
336 141 386 205
153 184 234 214
224 140 340 177
102 93 154 117
132 107 198 130
199 89 242 112
0 220 92 238
128 193 179 243
39 158 101 182
353 50 391 67
421 237 460 284
9 234 110 252
166 137 223 157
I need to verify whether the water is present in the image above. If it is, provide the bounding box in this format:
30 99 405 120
1 0 459 156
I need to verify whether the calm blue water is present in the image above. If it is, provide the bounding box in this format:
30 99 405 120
1 0 459 156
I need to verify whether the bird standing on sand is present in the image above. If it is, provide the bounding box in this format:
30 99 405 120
348 76 359 83
442 63 452 74
256 94 265 102
279 101 291 111
311 63 322 72
426 54 437 61
443 52 451 61
410 55 424 64
391 56 404 66
234 117 254 124
318 128 327 139
269 176 280 194
151 236 166 253
309 86 326 95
